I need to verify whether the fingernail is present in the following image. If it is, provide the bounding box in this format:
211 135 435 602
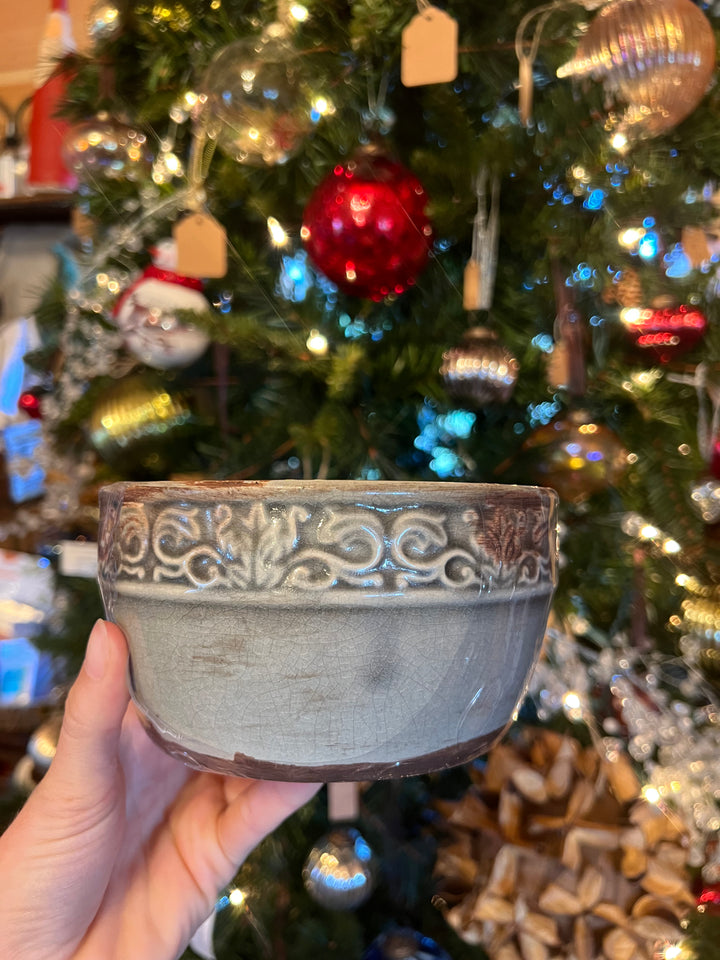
84 619 109 680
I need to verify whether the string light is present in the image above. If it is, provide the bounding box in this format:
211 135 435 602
306 329 329 355
642 785 661 804
228 888 245 906
290 3 309 21
267 217 289 247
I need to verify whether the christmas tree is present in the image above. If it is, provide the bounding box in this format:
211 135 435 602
4 0 720 957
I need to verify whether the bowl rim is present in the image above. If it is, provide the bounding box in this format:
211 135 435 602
99 479 558 503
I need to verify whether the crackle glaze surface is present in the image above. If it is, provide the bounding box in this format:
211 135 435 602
98 480 558 780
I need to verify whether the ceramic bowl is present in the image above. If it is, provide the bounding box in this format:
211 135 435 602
98 480 558 780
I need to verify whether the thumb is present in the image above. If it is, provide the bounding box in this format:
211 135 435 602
45 619 130 812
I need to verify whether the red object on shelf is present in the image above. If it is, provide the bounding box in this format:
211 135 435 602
18 392 42 420
301 150 433 301
27 0 77 191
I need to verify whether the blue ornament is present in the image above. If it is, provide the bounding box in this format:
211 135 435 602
363 928 452 960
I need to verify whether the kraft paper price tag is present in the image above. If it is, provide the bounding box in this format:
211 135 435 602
681 225 711 268
401 6 458 87
463 259 482 311
546 340 569 389
173 212 227 278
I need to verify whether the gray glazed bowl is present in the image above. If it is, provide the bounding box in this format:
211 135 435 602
98 480 558 780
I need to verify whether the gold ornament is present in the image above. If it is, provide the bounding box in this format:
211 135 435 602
88 376 191 462
603 268 644 309
558 0 716 139
676 575 720 687
524 410 627 504
434 729 694 960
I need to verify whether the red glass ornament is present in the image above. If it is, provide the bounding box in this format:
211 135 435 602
302 151 433 301
709 439 720 481
622 304 707 363
698 884 720 915
19 392 42 419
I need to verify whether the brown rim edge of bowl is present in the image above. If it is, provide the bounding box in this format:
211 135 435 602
138 713 509 782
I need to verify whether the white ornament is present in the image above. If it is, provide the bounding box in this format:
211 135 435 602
113 239 211 369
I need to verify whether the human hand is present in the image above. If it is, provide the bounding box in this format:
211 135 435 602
0 620 321 960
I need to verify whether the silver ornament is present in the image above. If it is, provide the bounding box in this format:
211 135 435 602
302 828 376 910
689 478 720 524
440 327 519 406
87 0 122 43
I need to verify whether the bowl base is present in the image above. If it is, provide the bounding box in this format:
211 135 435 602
137 709 508 781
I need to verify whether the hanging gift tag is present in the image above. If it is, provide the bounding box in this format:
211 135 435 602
173 211 227 279
546 340 570 389
682 225 712 268
518 56 534 127
463 259 483 311
401 6 458 87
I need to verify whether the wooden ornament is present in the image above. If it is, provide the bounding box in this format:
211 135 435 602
173 212 227 279
401 6 458 87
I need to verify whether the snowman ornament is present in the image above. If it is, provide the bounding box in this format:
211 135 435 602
113 239 211 369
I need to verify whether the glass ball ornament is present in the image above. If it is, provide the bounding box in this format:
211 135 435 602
302 827 377 910
557 0 716 139
302 149 433 301
620 304 707 364
200 29 314 166
689 478 720 524
440 327 519 406
364 928 452 960
87 0 121 43
63 114 153 182
524 410 628 504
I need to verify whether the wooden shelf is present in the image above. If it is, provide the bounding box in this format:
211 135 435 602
0 193 74 224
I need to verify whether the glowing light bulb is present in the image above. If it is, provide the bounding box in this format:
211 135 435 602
290 3 309 20
639 524 659 540
267 217 288 247
306 329 329 356
611 132 628 152
228 888 245 906
663 539 681 554
642 785 660 804
619 227 644 249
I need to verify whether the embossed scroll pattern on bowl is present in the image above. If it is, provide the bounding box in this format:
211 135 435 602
100 495 555 595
